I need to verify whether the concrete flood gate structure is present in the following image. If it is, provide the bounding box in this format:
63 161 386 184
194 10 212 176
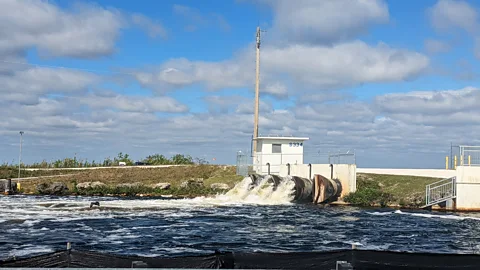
238 135 357 204
425 166 480 211
279 164 356 199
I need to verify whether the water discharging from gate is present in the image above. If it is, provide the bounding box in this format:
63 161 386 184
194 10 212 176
215 174 313 205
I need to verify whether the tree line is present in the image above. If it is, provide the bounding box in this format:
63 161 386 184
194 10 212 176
0 153 209 168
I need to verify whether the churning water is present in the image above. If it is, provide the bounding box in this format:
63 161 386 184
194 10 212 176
1 176 480 260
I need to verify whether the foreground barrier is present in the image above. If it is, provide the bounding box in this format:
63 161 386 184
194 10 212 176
1 249 480 269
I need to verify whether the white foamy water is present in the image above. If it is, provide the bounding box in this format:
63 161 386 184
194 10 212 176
2 175 480 260
0 176 295 228
90 176 295 209
368 209 480 221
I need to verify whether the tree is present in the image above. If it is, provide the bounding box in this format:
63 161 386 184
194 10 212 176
144 154 169 165
114 152 133 166
171 154 194 165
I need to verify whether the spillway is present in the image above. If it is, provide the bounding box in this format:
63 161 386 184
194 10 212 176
243 174 342 204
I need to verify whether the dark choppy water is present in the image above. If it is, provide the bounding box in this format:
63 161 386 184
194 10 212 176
1 195 480 260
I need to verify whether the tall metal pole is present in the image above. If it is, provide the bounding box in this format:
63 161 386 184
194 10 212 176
18 131 24 179
450 142 453 170
253 26 261 154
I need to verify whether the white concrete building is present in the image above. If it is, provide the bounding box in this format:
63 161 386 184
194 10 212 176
253 136 309 174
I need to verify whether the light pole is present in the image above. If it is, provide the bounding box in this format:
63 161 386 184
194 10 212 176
18 131 24 179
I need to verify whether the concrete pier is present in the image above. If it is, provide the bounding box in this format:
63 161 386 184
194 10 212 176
1 179 18 195
455 166 480 211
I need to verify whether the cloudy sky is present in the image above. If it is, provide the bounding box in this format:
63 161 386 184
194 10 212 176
1 0 479 168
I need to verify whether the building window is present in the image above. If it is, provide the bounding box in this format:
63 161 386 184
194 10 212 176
272 144 281 153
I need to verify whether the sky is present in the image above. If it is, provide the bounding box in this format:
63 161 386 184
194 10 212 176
1 0 480 168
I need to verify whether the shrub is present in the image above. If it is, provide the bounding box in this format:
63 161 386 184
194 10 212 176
344 184 394 207
72 184 223 197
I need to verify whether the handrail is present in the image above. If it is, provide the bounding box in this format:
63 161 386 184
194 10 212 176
426 177 455 188
425 176 456 207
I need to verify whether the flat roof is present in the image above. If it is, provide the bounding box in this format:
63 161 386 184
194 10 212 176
254 136 309 141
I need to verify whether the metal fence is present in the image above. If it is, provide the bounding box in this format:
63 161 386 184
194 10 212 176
328 151 356 165
459 145 480 166
236 151 250 176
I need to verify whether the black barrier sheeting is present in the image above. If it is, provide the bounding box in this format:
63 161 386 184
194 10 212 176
354 250 480 270
2 249 480 269
233 250 350 269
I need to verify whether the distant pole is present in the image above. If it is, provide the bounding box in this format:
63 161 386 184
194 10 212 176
18 131 24 179
450 142 453 170
253 26 261 154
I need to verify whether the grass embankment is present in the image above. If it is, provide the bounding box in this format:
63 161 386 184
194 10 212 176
11 167 440 207
0 167 76 179
344 173 441 208
18 165 244 197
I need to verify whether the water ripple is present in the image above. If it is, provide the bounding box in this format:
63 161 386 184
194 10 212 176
1 195 480 259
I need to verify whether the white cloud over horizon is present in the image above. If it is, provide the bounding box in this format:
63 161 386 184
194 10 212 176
0 0 479 169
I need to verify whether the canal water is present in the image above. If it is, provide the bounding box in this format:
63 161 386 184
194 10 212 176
1 177 480 260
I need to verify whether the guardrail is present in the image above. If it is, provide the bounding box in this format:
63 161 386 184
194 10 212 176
425 177 456 207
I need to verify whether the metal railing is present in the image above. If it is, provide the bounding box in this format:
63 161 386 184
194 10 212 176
425 177 456 207
328 150 356 165
460 145 480 166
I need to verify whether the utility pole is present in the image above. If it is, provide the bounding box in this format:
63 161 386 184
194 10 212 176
450 142 453 170
253 26 261 154
18 131 24 179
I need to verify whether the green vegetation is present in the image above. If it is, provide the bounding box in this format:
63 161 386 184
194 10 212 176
344 173 441 208
0 166 75 179
18 165 244 196
70 185 220 197
1 153 204 169
343 180 394 207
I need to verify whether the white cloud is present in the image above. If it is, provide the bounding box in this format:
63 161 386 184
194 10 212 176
4 86 480 167
0 0 168 59
79 93 189 113
173 4 231 32
263 83 288 98
428 0 478 34
131 13 168 39
261 0 389 45
235 100 273 115
424 38 451 54
205 95 245 113
0 0 124 59
474 37 480 59
297 91 352 105
261 41 429 89
374 87 479 115
428 0 480 59
134 56 253 93
134 40 428 94
374 87 480 128
0 67 99 104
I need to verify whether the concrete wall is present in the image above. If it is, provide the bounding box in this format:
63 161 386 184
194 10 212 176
357 168 456 178
456 166 480 210
254 138 307 175
279 164 356 197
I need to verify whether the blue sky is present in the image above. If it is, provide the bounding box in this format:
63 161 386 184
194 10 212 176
1 0 480 168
